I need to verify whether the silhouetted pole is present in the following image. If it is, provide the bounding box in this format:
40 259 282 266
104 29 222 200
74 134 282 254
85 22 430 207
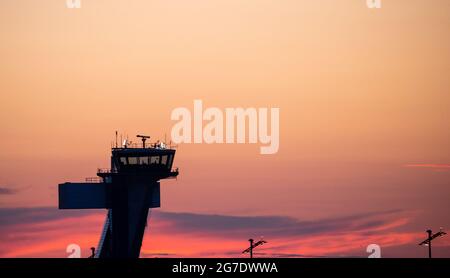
427 230 432 258
242 238 267 258
88 247 95 258
419 228 446 258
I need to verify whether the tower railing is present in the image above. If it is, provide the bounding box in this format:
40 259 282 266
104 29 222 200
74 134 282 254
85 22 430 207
85 177 104 183
97 167 179 175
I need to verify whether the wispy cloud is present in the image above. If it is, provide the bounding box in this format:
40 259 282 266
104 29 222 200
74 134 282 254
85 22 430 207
152 209 405 238
403 164 450 171
0 207 94 226
0 186 18 195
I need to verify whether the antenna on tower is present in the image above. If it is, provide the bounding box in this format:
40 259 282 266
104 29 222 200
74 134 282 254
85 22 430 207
137 135 150 148
115 131 118 148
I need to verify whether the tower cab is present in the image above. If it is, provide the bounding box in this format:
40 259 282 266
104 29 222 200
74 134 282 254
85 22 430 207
97 137 179 181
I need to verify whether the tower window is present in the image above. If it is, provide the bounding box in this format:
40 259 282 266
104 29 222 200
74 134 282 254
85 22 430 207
139 156 149 165
161 155 168 165
150 156 160 164
120 157 127 165
167 155 173 168
128 157 138 165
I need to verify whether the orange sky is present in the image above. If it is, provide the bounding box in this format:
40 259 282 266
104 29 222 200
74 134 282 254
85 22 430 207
0 0 449 257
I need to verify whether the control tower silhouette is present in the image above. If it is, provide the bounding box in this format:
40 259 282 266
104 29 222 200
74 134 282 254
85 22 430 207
58 135 179 258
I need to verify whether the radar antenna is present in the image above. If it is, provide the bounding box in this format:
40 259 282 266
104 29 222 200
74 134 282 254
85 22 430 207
137 135 150 148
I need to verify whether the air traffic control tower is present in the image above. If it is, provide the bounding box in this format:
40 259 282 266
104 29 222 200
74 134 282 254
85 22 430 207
58 135 179 258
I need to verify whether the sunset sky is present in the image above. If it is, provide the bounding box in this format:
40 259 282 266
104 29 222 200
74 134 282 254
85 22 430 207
0 0 449 257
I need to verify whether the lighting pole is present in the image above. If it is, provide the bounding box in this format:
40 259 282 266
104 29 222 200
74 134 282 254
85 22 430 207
419 228 447 258
242 238 267 258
